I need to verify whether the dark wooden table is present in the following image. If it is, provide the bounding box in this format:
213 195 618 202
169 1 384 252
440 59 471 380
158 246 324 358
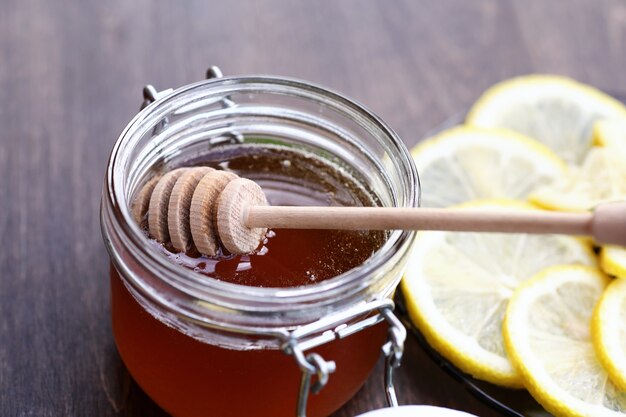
2 1 625 416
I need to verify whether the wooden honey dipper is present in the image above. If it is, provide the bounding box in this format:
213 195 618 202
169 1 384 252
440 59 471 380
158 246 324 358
133 167 626 256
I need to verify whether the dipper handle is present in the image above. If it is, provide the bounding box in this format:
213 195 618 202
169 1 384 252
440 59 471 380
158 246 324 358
217 178 626 255
246 203 626 246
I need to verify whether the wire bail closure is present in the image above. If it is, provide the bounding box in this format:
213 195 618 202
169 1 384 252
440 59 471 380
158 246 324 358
281 298 406 417
137 66 407 417
140 66 243 145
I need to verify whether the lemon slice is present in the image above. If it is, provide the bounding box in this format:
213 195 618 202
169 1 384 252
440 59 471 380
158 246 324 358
594 118 626 150
529 147 626 212
411 126 566 208
466 75 626 164
600 246 626 279
592 277 626 392
401 201 596 388
503 265 626 417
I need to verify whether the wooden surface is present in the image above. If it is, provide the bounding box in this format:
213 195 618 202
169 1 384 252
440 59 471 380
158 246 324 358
1 1 625 416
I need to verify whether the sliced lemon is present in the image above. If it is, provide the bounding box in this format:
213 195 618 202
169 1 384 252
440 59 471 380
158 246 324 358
411 126 566 208
466 75 626 164
594 118 626 150
529 147 626 212
600 246 626 279
504 265 626 417
592 277 626 392
401 201 596 388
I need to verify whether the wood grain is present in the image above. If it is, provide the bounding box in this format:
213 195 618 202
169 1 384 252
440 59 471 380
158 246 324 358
1 0 625 416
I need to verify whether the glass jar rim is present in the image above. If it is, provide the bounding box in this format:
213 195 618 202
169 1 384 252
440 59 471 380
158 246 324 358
102 75 420 314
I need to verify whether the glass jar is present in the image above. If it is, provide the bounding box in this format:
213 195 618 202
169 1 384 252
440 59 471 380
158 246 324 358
100 71 420 417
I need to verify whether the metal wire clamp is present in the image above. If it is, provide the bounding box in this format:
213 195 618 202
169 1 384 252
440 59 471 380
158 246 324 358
139 66 242 145
281 298 406 417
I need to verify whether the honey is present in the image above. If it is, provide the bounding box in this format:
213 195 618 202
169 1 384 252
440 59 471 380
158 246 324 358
145 144 386 287
112 144 389 416
111 270 386 417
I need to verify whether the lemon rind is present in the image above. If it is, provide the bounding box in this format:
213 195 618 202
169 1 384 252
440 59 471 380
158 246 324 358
592 278 626 392
600 246 626 279
411 125 567 174
528 191 595 213
466 74 626 126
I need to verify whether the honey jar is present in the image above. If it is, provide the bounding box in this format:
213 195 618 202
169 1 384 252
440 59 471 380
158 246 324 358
100 67 419 417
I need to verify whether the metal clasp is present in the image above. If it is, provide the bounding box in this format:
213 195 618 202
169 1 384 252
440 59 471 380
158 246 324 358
380 306 406 407
140 85 173 110
138 66 243 146
140 65 224 110
281 299 406 417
